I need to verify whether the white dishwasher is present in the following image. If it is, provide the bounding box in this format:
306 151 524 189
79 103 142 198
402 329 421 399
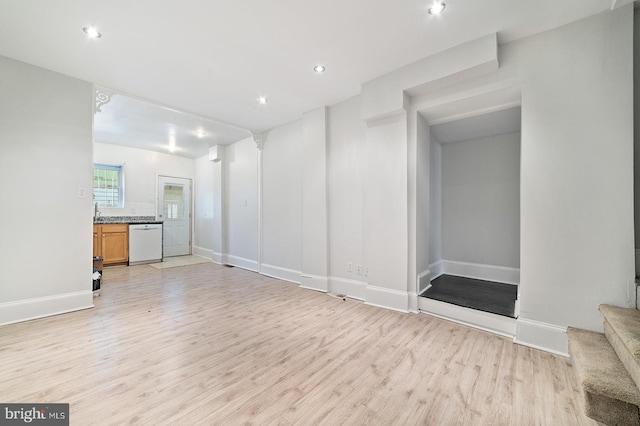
128 224 163 265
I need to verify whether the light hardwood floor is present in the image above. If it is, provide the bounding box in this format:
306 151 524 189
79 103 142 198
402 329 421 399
0 263 594 425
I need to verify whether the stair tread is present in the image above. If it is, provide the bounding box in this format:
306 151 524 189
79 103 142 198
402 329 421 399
600 304 640 358
567 326 640 406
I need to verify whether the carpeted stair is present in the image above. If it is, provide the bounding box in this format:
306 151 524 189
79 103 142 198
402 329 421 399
567 304 640 426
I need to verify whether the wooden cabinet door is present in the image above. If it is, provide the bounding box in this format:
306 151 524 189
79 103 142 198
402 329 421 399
93 225 102 257
101 224 129 265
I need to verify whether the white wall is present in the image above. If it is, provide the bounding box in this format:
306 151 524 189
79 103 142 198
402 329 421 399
194 155 215 255
364 113 409 310
93 142 195 217
224 136 259 270
407 6 634 353
514 8 633 337
0 56 94 325
416 114 431 293
327 96 367 298
301 107 329 291
340 6 635 353
428 133 442 267
634 8 640 264
261 120 303 280
440 132 520 269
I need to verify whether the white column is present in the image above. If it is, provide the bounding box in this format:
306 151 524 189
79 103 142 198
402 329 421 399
300 107 329 291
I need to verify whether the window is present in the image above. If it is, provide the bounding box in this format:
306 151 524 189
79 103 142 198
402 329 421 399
93 164 124 208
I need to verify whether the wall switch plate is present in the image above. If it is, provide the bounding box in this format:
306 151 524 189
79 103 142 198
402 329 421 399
77 187 87 199
348 262 352 272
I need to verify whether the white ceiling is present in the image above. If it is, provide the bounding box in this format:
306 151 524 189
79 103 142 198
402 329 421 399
0 0 624 154
431 106 521 144
93 90 251 158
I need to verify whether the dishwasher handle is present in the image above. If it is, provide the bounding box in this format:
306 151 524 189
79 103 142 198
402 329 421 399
129 224 162 231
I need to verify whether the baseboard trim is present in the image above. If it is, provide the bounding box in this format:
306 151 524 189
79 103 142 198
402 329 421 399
418 297 516 337
260 264 301 285
514 318 568 357
365 285 409 313
417 269 431 294
328 276 366 301
300 274 328 292
0 291 94 326
429 261 444 280
212 251 223 264
418 284 432 296
432 260 519 285
192 246 214 261
224 254 259 272
408 292 419 314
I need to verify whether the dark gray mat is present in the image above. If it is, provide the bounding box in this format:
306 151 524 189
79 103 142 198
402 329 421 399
422 274 517 318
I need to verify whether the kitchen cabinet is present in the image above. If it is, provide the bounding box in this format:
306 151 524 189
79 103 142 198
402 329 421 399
93 224 129 265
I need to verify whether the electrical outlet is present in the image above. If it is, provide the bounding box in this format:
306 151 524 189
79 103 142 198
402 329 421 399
348 262 352 272
356 264 361 275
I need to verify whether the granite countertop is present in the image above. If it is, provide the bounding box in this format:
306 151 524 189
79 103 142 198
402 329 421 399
93 216 163 225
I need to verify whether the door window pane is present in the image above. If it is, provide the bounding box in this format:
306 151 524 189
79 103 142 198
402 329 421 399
163 185 184 219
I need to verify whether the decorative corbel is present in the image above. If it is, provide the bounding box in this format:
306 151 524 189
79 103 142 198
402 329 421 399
95 88 114 113
252 131 268 151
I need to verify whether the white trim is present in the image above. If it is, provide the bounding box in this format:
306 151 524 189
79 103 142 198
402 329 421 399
419 284 432 296
257 146 263 274
514 318 568 357
300 274 328 292
417 269 431 294
328 276 366 301
192 246 214 260
407 292 419 314
418 297 516 337
212 251 224 264
364 285 409 313
426 101 522 126
224 255 259 272
260 264 301 284
437 260 519 285
0 291 94 326
429 261 444 280
192 247 224 265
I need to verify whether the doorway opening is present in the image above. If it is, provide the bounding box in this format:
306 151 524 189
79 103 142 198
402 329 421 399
418 105 521 332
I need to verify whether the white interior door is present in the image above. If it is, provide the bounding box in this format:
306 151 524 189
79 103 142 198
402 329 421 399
157 176 191 257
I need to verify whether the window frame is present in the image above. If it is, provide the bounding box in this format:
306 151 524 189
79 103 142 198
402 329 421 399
93 163 125 208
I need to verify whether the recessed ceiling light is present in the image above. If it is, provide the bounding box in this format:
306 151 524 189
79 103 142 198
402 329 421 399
427 2 446 15
313 65 326 73
196 129 206 138
82 26 102 39
258 96 269 105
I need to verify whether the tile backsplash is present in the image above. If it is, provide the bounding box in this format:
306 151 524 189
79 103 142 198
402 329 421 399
97 202 156 217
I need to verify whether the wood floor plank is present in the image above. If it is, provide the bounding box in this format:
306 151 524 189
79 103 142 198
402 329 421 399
0 262 595 425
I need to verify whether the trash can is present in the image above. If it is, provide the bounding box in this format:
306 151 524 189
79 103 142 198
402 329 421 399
93 256 103 291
